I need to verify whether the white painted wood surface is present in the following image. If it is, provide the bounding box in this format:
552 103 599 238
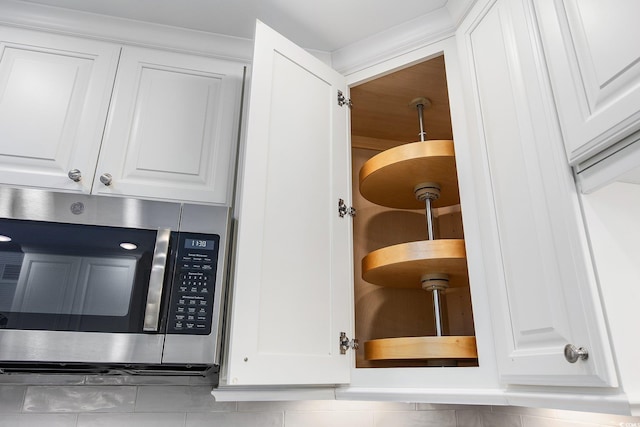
459 0 616 387
94 46 244 204
0 27 119 193
534 0 640 165
581 182 640 414
225 21 352 385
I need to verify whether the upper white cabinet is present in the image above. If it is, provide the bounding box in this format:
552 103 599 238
457 0 617 387
0 27 119 194
222 21 502 398
0 26 244 205
224 21 353 386
94 47 244 204
534 0 640 165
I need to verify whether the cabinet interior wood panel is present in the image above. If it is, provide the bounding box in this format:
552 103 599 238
0 28 119 193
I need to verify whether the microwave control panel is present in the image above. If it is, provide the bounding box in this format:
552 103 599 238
167 233 220 335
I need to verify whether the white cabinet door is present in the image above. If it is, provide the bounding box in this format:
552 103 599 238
225 21 353 386
0 27 119 193
458 0 616 386
534 0 640 165
93 46 244 204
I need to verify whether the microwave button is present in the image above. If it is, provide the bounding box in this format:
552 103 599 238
188 307 196 313
196 323 206 329
186 323 195 329
175 321 183 329
177 306 185 313
175 314 185 320
202 265 213 271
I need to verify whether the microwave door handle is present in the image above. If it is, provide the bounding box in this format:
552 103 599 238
143 228 171 332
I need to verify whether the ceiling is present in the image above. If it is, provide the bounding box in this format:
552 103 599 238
16 0 449 51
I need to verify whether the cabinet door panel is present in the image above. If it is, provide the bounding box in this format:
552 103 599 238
225 21 352 385
534 0 640 164
94 47 243 204
461 0 616 386
0 28 119 193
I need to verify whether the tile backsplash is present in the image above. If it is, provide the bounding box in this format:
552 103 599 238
1 384 640 427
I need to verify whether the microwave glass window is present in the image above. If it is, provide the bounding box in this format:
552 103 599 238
0 219 161 333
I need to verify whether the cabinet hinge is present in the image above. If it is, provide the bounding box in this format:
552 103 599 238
337 90 352 108
338 198 356 218
340 332 359 354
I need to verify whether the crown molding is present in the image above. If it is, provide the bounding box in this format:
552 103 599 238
0 0 253 62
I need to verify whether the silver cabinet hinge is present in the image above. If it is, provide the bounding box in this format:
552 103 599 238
340 332 359 354
337 90 352 108
338 199 356 218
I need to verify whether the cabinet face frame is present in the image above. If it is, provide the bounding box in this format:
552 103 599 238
343 36 501 391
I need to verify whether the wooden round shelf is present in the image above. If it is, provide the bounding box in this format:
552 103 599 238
364 336 477 360
359 140 459 209
362 240 468 288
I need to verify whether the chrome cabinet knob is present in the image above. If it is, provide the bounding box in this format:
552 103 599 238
99 173 113 186
564 344 589 363
68 169 82 182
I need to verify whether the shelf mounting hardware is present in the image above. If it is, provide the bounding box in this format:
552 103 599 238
338 198 356 218
340 332 359 354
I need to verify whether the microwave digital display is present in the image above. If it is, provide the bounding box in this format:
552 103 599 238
184 239 215 250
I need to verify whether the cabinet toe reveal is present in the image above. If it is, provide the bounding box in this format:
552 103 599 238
351 71 477 366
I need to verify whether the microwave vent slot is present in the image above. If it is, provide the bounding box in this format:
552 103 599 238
2 264 21 281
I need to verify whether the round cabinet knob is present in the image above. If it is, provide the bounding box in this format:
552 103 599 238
564 344 589 363
99 173 113 186
68 169 82 182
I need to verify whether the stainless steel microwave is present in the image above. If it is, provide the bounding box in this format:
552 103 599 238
0 188 230 378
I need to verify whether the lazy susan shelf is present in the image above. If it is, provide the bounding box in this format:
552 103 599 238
362 240 468 288
364 336 477 360
359 140 459 209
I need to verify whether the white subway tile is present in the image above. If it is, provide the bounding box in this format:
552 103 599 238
374 410 457 427
0 385 26 412
285 410 373 427
0 413 77 427
186 411 283 427
482 411 523 427
135 386 236 412
455 409 483 427
78 412 186 427
23 385 136 412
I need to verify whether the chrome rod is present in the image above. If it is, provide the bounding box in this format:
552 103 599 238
425 196 434 241
417 102 426 142
433 288 444 336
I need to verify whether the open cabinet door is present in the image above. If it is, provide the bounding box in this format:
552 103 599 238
224 21 352 386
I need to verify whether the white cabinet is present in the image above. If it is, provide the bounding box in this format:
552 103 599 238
94 47 244 204
457 0 616 387
0 26 119 194
533 0 640 165
0 26 244 205
222 21 502 399
224 21 353 386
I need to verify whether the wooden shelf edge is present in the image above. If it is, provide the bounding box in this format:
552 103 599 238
364 336 477 360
